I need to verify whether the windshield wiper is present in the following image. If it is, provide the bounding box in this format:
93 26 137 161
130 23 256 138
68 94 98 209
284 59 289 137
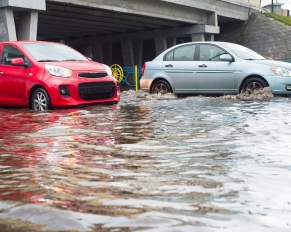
244 58 265 60
38 59 60 62
62 59 84 61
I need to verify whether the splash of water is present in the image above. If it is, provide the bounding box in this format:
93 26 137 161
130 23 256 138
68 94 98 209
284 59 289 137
121 90 177 101
236 87 274 100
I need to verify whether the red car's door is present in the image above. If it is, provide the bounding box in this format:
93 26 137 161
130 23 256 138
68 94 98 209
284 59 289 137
0 45 30 104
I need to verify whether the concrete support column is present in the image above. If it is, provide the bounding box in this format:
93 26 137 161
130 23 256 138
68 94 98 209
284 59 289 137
92 42 104 63
207 12 218 26
18 11 38 40
85 45 93 59
103 43 113 65
121 39 135 66
191 34 205 42
133 40 143 66
206 12 217 42
0 8 17 41
167 37 176 48
205 34 215 41
154 36 167 56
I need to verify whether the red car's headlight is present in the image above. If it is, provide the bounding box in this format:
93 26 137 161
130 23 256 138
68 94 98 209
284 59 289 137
45 64 73 78
102 64 113 76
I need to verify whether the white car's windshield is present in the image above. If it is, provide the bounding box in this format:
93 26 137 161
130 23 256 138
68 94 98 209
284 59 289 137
223 43 266 60
22 43 88 62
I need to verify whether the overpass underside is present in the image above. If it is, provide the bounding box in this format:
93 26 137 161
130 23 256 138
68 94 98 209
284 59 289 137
0 0 261 66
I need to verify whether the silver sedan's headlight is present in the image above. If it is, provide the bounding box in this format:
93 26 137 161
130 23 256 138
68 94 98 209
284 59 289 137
271 66 291 77
45 65 73 78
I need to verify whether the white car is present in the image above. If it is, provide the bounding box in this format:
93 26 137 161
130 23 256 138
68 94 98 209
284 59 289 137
140 41 291 96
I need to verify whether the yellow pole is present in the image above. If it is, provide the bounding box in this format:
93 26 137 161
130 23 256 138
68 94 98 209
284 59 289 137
135 65 138 91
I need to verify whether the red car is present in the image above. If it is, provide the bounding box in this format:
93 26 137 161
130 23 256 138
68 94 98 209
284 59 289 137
0 41 120 111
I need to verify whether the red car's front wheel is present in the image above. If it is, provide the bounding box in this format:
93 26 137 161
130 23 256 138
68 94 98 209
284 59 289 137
31 88 52 111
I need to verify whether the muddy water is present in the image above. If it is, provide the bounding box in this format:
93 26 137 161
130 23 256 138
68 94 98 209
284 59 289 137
0 91 291 231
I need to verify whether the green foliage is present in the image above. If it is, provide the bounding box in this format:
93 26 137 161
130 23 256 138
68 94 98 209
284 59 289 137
264 13 291 26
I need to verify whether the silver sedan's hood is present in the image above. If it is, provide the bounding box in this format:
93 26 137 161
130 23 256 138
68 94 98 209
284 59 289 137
247 59 291 69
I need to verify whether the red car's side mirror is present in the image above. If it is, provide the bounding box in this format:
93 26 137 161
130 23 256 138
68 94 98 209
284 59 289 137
11 58 26 67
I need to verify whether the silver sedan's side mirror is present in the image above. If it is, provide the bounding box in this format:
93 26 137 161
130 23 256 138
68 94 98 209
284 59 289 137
220 54 233 62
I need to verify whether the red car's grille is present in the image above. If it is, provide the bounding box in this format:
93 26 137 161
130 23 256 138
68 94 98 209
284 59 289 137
78 72 107 78
78 82 115 100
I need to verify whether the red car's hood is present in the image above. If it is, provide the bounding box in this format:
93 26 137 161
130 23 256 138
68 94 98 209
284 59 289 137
41 61 106 72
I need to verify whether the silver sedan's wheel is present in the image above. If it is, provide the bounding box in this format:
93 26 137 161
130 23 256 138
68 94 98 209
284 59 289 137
31 88 51 111
151 80 172 94
242 77 267 94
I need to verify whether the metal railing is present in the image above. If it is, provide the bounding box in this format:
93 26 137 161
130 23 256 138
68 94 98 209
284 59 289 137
110 64 142 91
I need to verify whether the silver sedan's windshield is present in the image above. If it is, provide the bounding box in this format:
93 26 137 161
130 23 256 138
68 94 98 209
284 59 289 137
223 43 266 60
22 43 88 62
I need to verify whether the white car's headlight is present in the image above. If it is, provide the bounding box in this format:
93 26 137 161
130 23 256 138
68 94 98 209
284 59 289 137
271 66 291 77
45 65 73 78
102 64 113 76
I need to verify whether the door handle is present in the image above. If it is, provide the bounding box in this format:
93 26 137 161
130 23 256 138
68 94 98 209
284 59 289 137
165 64 173 68
0 71 3 75
198 64 207 68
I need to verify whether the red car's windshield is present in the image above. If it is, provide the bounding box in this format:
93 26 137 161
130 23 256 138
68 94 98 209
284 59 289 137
21 43 89 62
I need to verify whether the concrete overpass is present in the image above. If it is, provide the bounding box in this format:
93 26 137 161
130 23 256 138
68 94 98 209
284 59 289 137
0 0 262 66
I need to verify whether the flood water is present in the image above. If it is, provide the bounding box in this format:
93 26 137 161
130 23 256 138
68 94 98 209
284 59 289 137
0 90 291 232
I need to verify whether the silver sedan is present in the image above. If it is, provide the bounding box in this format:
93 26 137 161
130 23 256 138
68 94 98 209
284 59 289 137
140 42 291 95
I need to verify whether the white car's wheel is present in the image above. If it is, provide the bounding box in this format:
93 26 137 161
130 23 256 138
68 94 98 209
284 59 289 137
151 80 172 94
242 77 267 94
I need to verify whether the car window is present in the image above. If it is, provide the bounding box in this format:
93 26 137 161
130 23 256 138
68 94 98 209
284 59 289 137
199 44 227 61
0 45 28 65
164 45 195 61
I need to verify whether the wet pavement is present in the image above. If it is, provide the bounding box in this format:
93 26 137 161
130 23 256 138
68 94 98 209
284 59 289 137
0 90 291 231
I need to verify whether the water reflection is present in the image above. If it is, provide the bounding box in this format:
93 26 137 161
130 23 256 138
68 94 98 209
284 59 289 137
0 93 291 231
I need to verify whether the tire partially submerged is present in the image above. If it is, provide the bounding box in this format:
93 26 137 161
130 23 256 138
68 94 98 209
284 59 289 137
31 88 52 111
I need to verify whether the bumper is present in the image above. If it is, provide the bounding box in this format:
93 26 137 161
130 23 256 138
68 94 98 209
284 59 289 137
139 77 153 92
46 77 120 108
267 75 291 95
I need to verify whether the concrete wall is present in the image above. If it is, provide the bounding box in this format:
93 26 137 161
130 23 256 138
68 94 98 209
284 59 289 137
217 13 291 60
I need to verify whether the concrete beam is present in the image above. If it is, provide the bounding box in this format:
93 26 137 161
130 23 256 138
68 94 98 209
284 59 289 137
160 0 261 20
18 11 38 40
45 3 180 29
0 0 46 11
0 8 16 41
47 0 207 24
81 25 220 45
